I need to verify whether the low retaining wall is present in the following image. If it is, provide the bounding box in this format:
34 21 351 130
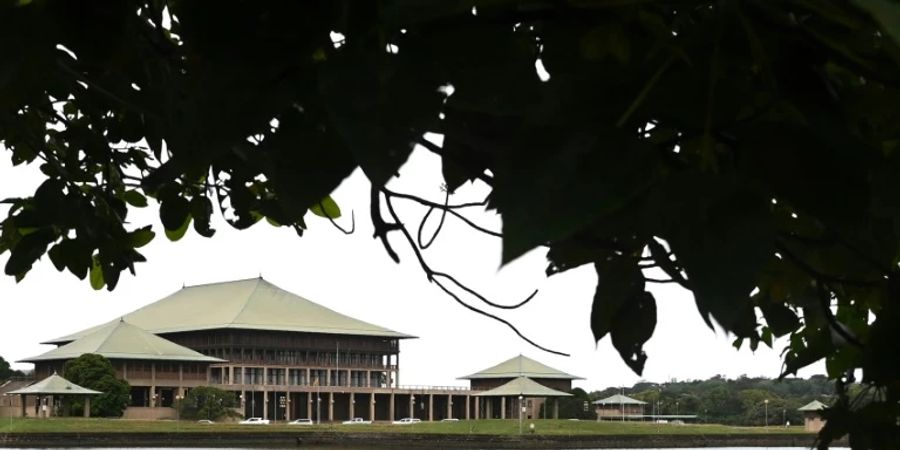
0 432 843 448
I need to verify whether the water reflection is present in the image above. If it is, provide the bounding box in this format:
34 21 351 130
10 447 850 450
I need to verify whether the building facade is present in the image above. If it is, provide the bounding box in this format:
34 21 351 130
17 278 579 422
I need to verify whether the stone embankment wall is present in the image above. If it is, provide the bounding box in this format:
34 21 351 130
0 431 845 448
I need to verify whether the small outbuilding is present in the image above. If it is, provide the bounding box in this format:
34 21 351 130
474 376 572 420
593 394 646 421
798 400 828 432
7 372 102 418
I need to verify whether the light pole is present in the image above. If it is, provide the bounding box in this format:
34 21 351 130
175 394 182 431
764 399 769 428
518 395 524 435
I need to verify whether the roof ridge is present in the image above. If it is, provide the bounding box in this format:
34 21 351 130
183 277 261 289
230 277 265 324
94 320 125 351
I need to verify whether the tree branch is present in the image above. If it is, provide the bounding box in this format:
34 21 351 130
381 188 567 356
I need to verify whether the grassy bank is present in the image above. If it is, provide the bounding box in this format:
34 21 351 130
0 418 811 435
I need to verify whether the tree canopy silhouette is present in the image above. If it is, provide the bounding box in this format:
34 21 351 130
1 1 898 447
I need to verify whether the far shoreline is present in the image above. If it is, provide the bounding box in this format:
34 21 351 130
0 431 846 449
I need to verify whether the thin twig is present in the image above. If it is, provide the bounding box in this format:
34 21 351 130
433 271 538 310
645 277 677 284
816 282 864 349
381 189 567 356
776 241 881 287
648 238 691 289
318 201 355 235
417 191 449 249
370 187 400 263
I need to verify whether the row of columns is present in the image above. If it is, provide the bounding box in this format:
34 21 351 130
238 390 559 422
220 365 398 389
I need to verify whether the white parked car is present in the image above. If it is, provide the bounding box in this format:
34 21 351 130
392 417 422 424
288 418 313 425
239 417 270 425
342 417 372 425
441 418 459 422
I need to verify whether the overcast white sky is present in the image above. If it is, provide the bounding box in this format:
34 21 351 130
0 145 825 392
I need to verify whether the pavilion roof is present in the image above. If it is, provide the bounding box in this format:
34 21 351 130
459 354 582 380
6 373 101 396
593 394 647 405
22 320 224 363
798 400 829 411
44 278 414 345
474 376 572 397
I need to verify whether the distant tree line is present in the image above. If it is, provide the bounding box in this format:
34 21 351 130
0 355 25 381
551 375 836 426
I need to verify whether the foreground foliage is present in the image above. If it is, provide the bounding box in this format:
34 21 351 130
63 354 130 418
1 1 898 447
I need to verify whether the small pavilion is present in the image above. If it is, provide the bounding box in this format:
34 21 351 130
593 394 646 421
475 376 572 420
460 355 581 419
7 373 101 418
798 400 828 432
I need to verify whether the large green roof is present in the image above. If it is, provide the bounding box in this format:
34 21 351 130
7 373 101 396
474 376 572 397
460 355 582 380
23 320 224 363
44 278 414 344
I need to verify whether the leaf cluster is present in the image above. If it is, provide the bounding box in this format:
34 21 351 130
1 1 899 446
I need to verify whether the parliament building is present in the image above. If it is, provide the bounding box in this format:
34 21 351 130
6 278 578 421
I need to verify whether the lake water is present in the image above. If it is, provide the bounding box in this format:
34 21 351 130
8 447 850 450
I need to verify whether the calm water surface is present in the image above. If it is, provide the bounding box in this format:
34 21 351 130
10 447 850 450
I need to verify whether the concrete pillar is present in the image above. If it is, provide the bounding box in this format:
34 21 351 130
328 392 334 422
83 397 91 417
447 394 452 419
395 353 399 387
501 397 506 419
307 392 313 420
366 370 371 387
263 367 268 386
554 399 559 419
409 395 415 418
178 363 184 394
474 397 480 419
285 393 291 422
150 363 156 407
349 394 355 419
465 395 470 420
370 392 376 422
389 393 395 421
428 394 433 421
